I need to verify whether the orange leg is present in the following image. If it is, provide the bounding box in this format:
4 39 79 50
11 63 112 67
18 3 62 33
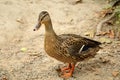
61 63 71 72
60 63 75 78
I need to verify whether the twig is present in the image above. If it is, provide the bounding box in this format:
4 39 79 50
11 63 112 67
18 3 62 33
96 12 115 35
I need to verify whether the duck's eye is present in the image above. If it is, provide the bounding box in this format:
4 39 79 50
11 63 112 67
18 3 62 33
38 12 48 21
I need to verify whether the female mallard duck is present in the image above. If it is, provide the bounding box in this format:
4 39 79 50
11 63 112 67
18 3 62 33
33 11 101 78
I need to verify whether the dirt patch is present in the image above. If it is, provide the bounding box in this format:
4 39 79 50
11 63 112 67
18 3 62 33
0 0 120 80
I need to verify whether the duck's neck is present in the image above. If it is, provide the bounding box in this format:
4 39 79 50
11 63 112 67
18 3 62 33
44 19 56 36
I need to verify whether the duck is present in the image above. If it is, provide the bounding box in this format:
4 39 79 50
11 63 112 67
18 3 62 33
33 11 101 78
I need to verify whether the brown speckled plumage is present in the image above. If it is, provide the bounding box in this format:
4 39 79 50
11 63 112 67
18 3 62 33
33 11 101 78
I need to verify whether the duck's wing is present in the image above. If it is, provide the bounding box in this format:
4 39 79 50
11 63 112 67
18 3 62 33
59 34 101 60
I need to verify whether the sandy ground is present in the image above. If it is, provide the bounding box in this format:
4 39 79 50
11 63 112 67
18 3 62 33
0 0 120 80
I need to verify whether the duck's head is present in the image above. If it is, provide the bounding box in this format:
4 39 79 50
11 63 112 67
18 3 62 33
33 11 50 31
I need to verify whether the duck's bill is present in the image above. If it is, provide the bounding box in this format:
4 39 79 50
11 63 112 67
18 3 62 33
33 23 41 31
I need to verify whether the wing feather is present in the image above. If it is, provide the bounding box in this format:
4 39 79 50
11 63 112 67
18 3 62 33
59 34 101 57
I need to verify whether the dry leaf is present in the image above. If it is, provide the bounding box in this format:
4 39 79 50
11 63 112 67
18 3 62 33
96 31 108 36
99 37 112 43
20 47 27 52
84 30 95 38
109 30 115 39
98 8 113 18
112 71 119 77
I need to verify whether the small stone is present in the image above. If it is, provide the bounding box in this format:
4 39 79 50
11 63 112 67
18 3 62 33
75 0 82 4
112 71 119 77
16 18 24 24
